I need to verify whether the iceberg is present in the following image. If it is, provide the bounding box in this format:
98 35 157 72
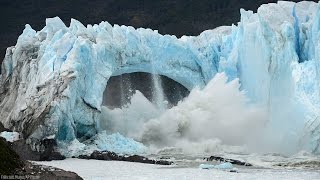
0 1 320 154
58 131 147 157
199 162 234 170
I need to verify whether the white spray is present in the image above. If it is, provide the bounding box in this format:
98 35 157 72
101 73 268 154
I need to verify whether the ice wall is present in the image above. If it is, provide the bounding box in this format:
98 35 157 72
0 16 223 151
223 1 320 153
0 1 320 154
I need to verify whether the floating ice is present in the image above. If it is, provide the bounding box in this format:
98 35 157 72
199 162 234 170
58 131 147 157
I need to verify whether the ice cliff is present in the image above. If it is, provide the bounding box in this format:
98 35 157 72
0 1 320 154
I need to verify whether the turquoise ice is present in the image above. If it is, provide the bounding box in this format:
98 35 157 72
1 1 320 155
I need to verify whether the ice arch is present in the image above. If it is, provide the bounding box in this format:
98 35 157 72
0 17 216 147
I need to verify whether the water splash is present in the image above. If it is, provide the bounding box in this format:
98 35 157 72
100 73 270 155
151 74 167 110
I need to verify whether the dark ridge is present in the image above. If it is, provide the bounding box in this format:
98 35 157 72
205 155 253 166
0 137 24 175
0 138 80 179
78 150 173 165
0 121 81 179
1 0 316 68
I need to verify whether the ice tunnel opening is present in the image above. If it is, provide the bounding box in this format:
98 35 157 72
102 72 190 109
99 72 190 142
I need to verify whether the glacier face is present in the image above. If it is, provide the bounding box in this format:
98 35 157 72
0 1 320 154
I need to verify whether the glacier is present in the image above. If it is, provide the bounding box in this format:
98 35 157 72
0 1 320 155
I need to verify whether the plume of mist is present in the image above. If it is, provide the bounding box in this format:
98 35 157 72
100 73 270 154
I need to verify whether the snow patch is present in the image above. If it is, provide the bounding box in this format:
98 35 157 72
0 131 20 142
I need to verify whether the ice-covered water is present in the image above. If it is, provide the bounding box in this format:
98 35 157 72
35 157 320 180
